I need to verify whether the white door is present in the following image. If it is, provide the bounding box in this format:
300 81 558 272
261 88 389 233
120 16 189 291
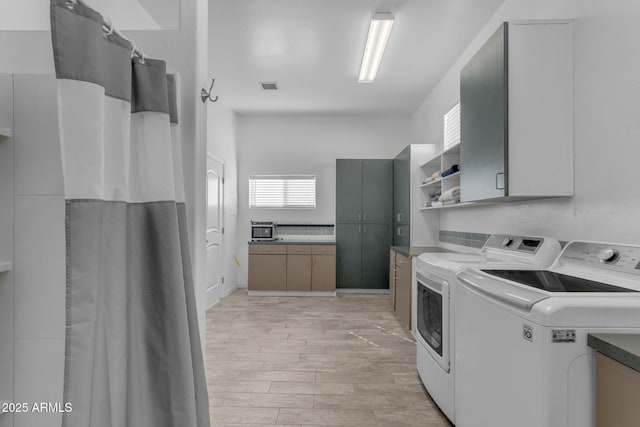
206 155 224 309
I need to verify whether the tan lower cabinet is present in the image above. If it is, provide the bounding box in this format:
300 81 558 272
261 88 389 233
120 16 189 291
596 352 640 427
389 250 397 310
287 255 312 291
393 253 412 329
248 254 286 290
312 254 336 291
249 243 336 292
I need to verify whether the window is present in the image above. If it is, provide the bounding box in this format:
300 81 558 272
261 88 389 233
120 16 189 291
249 175 316 209
444 102 460 150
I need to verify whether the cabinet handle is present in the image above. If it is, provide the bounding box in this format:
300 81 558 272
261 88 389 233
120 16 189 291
397 213 404 222
363 213 367 221
358 213 362 221
363 226 366 233
496 172 505 190
397 227 405 236
358 225 361 234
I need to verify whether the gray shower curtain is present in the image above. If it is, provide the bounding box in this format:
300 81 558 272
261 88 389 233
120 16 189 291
50 1 209 426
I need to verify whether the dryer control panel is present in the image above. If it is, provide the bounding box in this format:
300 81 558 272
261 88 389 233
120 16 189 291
560 242 640 276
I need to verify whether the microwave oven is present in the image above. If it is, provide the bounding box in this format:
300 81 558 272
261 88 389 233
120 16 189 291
251 221 275 241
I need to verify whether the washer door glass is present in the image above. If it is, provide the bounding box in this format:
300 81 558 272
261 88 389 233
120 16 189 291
417 281 443 356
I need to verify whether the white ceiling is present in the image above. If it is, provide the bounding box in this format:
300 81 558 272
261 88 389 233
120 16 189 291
208 0 507 114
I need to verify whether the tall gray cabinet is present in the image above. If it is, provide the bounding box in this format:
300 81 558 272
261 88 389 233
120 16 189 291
393 147 410 246
336 159 392 290
392 145 437 246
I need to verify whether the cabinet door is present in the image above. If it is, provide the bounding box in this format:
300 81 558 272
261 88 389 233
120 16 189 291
336 224 362 289
336 159 363 223
393 147 410 225
460 22 508 202
311 255 336 291
393 225 410 247
389 251 397 310
361 223 392 289
248 254 286 290
287 255 312 291
395 261 411 329
362 159 393 224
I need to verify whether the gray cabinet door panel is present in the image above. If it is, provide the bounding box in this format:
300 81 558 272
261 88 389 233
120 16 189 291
362 224 392 289
336 224 362 289
393 225 410 247
393 147 410 226
362 159 393 224
336 160 363 223
460 22 508 202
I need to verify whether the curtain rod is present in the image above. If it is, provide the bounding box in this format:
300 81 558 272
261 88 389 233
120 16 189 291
67 0 147 61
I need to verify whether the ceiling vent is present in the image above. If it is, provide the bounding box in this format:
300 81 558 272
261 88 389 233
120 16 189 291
260 82 278 90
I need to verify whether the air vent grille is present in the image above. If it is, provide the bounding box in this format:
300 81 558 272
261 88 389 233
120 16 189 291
260 82 278 90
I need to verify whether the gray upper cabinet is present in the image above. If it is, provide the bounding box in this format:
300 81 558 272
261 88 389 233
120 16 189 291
336 160 363 223
460 23 508 202
362 160 393 224
336 159 392 224
460 21 574 203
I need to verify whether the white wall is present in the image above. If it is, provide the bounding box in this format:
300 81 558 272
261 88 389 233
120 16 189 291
235 114 411 286
206 105 240 300
411 0 640 244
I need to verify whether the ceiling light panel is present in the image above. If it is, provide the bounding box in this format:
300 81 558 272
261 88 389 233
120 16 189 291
358 12 394 83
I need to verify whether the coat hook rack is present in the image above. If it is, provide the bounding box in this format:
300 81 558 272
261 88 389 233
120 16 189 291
201 78 219 103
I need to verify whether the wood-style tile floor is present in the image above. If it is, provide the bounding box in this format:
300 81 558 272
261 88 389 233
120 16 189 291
206 289 453 427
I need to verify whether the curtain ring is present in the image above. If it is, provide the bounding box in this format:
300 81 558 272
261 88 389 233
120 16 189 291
103 17 114 38
131 45 146 64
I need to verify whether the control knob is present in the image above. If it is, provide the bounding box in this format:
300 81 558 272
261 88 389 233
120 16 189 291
502 237 513 247
598 248 619 263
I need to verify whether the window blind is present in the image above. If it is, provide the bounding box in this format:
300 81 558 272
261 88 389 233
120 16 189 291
249 175 316 209
444 102 461 150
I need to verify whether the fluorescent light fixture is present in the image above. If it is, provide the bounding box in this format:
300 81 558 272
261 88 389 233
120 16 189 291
358 13 394 83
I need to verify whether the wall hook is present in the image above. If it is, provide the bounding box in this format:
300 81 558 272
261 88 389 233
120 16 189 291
201 78 219 103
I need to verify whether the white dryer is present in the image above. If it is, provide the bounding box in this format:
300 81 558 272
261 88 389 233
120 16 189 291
413 234 561 423
455 241 640 427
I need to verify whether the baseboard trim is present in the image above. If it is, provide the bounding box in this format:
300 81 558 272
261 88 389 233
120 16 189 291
336 288 390 294
222 284 238 299
248 290 337 297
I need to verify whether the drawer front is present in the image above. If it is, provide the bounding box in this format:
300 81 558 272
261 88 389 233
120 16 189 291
396 254 411 272
312 245 336 255
287 245 312 255
249 244 287 255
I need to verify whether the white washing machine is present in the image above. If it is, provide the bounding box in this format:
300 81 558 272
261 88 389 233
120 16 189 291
455 241 640 427
413 234 561 423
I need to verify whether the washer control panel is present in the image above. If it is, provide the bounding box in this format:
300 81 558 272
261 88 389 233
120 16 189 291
484 234 544 254
560 242 640 275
